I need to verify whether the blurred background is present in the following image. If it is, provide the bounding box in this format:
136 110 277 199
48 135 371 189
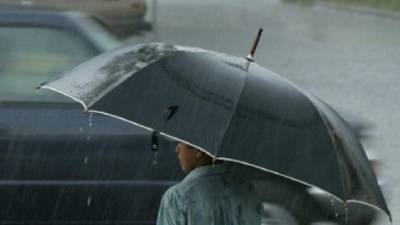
0 0 398 224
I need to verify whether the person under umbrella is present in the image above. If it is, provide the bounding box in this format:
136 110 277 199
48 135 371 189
156 142 263 225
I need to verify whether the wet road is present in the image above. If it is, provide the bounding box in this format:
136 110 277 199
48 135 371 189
133 0 400 223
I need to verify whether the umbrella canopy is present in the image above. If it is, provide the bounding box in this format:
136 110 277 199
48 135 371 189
40 42 390 217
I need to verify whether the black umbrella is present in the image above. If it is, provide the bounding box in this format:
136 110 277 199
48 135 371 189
39 41 390 219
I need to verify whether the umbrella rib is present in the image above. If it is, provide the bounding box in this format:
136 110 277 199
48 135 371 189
87 110 155 132
214 64 249 158
215 157 345 201
306 95 350 198
294 92 355 209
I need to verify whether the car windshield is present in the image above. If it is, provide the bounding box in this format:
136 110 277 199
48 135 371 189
0 26 98 102
66 12 121 51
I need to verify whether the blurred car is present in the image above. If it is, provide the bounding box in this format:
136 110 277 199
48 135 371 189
0 0 151 38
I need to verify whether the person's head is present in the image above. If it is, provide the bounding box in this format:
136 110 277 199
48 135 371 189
175 142 214 172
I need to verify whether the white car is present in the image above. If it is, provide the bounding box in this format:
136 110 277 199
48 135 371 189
0 0 150 37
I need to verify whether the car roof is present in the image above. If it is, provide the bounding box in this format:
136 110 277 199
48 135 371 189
0 5 86 29
0 5 120 51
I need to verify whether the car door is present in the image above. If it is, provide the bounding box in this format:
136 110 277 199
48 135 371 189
0 21 183 224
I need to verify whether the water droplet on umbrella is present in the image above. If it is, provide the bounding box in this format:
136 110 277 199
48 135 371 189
88 113 94 127
153 152 158 165
87 196 92 206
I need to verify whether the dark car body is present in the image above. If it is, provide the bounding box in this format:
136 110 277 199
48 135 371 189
0 7 380 225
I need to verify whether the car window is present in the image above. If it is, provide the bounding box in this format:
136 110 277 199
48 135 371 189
72 13 121 51
0 26 98 102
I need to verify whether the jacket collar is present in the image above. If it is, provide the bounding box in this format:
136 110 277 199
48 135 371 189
183 164 228 182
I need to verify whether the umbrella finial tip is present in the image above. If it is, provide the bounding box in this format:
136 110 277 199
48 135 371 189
247 28 264 62
245 55 254 62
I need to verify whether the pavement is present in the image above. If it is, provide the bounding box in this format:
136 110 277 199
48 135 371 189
314 1 400 21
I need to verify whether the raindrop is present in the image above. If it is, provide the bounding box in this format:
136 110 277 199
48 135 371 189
87 196 92 206
83 156 88 164
79 127 84 133
152 152 158 165
88 113 94 127
344 204 349 223
330 197 339 218
86 113 93 141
